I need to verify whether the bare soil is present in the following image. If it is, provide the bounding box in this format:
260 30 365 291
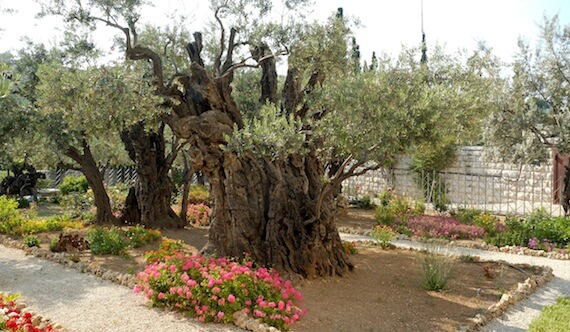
18 207 538 332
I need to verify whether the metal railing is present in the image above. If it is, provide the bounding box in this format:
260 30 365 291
343 168 566 217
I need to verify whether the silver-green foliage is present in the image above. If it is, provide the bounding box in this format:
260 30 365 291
224 103 306 160
485 15 570 164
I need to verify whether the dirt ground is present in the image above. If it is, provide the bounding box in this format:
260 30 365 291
21 208 538 332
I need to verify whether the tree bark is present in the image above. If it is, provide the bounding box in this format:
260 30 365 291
65 142 117 225
200 150 353 278
119 123 185 228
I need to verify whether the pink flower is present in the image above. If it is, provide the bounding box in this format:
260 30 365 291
157 292 165 300
217 311 225 319
227 294 236 303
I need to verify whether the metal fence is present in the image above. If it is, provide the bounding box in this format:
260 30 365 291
344 168 567 217
44 166 138 188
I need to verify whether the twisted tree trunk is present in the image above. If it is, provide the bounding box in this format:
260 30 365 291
119 123 184 228
201 151 353 277
65 141 117 225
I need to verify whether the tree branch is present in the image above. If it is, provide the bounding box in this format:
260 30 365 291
213 5 227 74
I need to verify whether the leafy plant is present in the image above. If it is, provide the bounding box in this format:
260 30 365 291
348 195 375 209
145 239 187 263
375 191 424 226
135 253 306 330
342 241 358 255
188 185 210 205
420 248 455 291
406 215 485 240
0 195 20 222
186 203 211 227
0 214 85 236
124 225 161 248
86 226 128 255
528 296 570 332
59 175 89 195
23 235 41 247
50 233 89 253
371 225 396 249
17 197 30 209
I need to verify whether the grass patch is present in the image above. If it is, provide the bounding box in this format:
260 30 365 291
528 297 570 332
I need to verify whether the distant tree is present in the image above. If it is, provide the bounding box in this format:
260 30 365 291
485 15 570 213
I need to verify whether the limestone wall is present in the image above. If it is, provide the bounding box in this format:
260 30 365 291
342 146 561 215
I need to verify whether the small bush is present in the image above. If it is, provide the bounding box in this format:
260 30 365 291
371 225 396 248
348 195 375 209
86 226 128 255
451 208 482 224
135 253 306 330
342 241 358 255
407 215 485 240
421 248 454 291
375 191 423 226
188 185 210 205
528 296 570 332
50 233 89 252
23 235 41 247
145 239 187 263
0 195 20 222
0 214 85 236
124 225 161 249
187 203 211 227
58 190 94 214
17 197 30 209
59 175 89 195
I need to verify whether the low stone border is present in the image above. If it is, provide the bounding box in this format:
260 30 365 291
0 234 279 332
459 265 553 332
338 226 570 260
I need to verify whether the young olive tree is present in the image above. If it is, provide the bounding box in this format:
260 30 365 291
36 62 154 224
485 15 570 213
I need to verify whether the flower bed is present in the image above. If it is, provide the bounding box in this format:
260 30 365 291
0 293 59 331
135 251 305 331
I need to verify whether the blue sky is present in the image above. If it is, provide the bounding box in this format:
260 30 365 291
1 0 569 65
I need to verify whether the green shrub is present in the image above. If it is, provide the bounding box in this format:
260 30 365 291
371 225 396 248
528 296 570 332
124 225 161 249
342 241 358 255
375 191 423 226
349 195 375 209
420 248 454 291
451 208 483 223
58 190 94 213
16 197 30 209
487 209 570 249
23 235 41 247
188 184 210 204
0 195 19 222
59 175 89 195
145 239 187 263
86 226 128 255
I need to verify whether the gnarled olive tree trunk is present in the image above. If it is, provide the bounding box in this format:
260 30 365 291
65 140 117 225
201 151 352 277
119 123 184 228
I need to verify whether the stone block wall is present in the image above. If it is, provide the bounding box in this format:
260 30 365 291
343 146 559 215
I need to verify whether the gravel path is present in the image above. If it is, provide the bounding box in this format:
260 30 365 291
341 233 570 331
0 244 243 332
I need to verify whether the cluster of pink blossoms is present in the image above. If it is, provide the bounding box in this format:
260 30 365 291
135 253 305 330
406 216 485 240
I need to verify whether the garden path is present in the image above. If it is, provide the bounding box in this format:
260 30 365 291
341 233 570 332
0 243 243 332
